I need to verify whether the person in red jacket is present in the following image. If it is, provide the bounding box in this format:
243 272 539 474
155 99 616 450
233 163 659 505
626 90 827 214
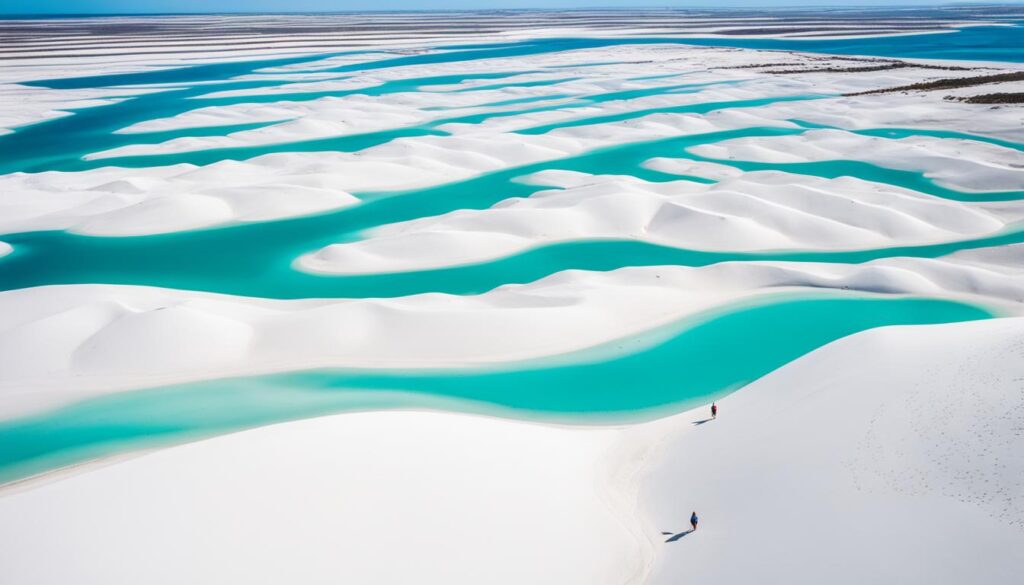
711 402 718 419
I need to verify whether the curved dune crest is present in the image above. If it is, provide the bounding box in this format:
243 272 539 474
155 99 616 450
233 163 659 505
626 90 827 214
690 128 1024 193
0 411 651 585
0 110 792 238
0 14 1023 585
95 98 439 159
109 63 729 137
0 163 360 236
298 170 1008 275
642 157 744 181
644 317 1024 584
755 93 1024 142
2 318 1021 585
0 83 159 136
1 255 1021 419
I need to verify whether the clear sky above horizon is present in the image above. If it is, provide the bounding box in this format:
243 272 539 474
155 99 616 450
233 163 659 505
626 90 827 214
1 0 1020 16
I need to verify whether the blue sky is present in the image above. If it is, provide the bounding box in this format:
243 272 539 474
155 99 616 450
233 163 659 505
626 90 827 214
2 1 1017 15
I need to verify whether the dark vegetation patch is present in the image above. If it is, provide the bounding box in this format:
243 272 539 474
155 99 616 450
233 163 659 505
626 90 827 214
708 26 946 36
952 92 1024 104
720 62 798 69
848 71 1024 96
769 61 975 75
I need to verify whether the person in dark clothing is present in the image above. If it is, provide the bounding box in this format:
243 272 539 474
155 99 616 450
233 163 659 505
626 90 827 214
711 402 718 419
690 511 699 531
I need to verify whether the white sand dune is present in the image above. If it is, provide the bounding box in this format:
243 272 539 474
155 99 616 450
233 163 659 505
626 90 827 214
299 170 1009 275
87 47 1022 165
691 128 1024 193
643 316 1024 584
0 83 161 136
431 79 806 135
0 162 359 236
116 101 309 134
754 93 1024 142
90 78 797 160
102 60 760 154
3 17 1024 583
2 317 1021 585
6 83 1017 240
2 253 1022 420
81 42 1017 160
0 411 653 585
112 75 574 134
5 42 1018 238
642 157 745 181
194 44 758 99
0 110 791 237
93 97 439 159
743 61 1024 97
0 11 976 70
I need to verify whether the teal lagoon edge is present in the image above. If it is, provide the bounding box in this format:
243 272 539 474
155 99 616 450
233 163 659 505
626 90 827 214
0 293 994 484
0 19 1018 486
2 123 1022 300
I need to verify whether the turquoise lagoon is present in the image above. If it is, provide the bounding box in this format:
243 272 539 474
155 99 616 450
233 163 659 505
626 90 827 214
0 294 995 483
0 22 1021 483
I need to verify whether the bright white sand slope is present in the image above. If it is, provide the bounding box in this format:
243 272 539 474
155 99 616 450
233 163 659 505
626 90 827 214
0 83 160 136
0 110 791 237
0 162 359 236
3 21 1024 584
92 80 803 159
6 42 1019 238
2 317 1022 585
754 93 1024 142
691 129 1024 193
642 157 744 181
299 170 1008 275
2 254 1022 419
0 411 652 585
644 317 1024 584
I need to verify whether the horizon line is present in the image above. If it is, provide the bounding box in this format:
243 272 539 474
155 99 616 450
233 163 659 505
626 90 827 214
3 3 1024 18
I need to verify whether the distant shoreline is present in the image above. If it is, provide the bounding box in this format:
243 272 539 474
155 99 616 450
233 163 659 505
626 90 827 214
3 4 1024 19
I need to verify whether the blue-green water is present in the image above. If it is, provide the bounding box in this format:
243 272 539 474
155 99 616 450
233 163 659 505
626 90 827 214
0 69 550 174
5 22 1022 174
1 123 1020 299
0 69 749 175
792 120 1024 154
27 23 1024 96
438 24 1024 63
0 293 994 483
515 94 821 135
0 21 1020 485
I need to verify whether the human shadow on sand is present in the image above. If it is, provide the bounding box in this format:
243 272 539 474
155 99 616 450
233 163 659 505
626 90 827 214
692 418 714 426
662 529 695 543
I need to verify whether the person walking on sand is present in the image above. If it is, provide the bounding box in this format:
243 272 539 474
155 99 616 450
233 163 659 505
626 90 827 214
690 511 699 532
711 402 717 419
